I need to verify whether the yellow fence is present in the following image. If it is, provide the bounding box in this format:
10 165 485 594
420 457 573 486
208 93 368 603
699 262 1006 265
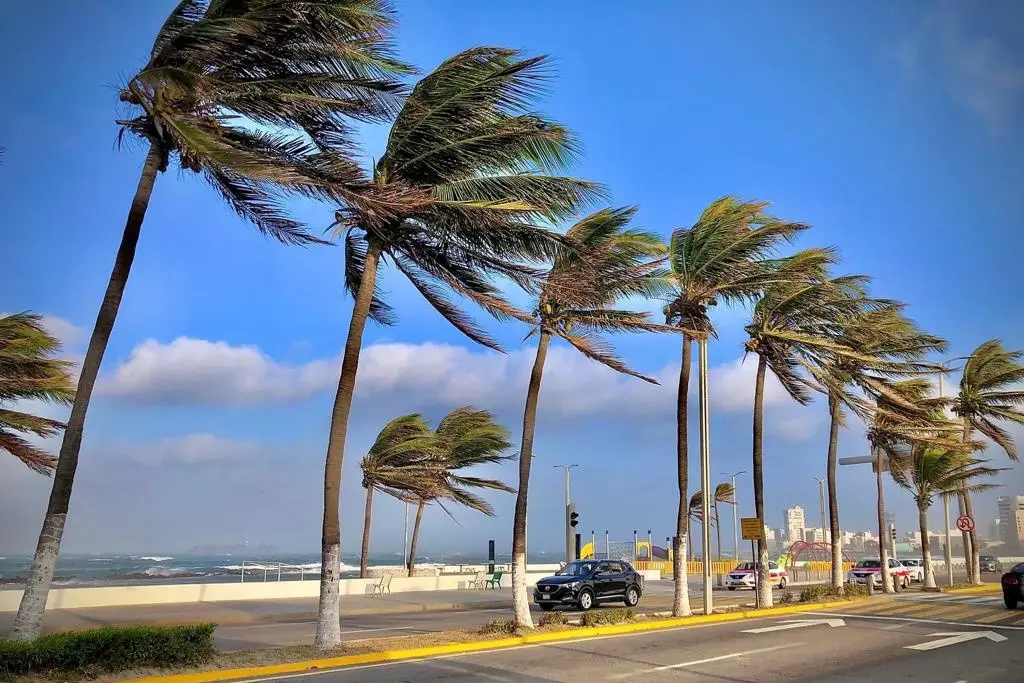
636 560 855 577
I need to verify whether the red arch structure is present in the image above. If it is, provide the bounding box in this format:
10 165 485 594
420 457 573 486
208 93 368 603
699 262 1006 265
781 540 853 565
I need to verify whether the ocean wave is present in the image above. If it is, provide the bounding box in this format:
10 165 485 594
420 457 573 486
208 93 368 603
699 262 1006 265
138 556 173 562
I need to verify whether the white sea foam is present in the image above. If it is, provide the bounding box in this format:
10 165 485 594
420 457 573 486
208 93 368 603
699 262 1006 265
138 556 173 562
143 566 195 577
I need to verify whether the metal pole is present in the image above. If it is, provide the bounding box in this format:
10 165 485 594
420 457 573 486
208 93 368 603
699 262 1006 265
633 530 638 561
648 530 652 563
938 372 954 587
555 464 579 564
591 530 596 559
814 477 826 541
605 530 610 559
403 502 409 572
698 338 713 616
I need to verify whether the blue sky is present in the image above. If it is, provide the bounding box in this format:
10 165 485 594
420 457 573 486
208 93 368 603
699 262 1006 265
1 0 1023 556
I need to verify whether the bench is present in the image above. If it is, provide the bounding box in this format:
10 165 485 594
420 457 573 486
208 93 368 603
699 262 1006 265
485 570 503 589
372 573 392 596
468 571 487 589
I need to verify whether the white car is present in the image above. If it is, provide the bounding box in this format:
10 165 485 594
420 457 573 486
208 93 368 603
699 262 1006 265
724 561 787 590
899 559 925 583
848 558 911 589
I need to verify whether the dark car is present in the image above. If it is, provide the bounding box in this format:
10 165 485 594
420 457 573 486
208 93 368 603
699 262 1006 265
533 560 643 612
1001 563 1024 609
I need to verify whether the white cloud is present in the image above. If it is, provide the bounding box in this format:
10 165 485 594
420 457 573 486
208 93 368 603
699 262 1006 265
40 315 86 351
106 434 271 466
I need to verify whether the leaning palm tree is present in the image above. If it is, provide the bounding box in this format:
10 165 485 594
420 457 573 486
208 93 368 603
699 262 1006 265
711 482 735 561
889 443 1000 589
805 305 947 587
406 407 514 576
359 414 446 578
744 252 873 607
663 197 808 616
949 340 1024 584
510 206 667 628
687 491 703 562
318 49 601 647
12 0 409 642
0 314 75 475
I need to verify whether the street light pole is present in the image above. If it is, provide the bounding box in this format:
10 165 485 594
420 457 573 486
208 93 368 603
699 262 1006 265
698 338 713 616
814 477 826 541
938 371 954 586
555 464 579 564
403 502 409 572
721 470 746 562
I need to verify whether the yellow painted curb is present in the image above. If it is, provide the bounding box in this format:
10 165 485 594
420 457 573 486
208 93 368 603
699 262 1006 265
944 584 1001 595
127 599 857 683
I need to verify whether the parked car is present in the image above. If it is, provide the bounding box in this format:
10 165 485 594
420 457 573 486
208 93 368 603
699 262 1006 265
899 559 925 583
724 561 788 590
847 558 911 588
533 560 643 612
1001 563 1024 609
981 555 1001 573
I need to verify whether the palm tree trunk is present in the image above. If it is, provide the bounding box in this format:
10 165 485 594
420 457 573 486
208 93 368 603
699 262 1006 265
752 355 772 608
672 337 692 617
407 500 425 576
875 446 894 593
313 237 383 650
826 392 844 589
359 486 374 579
12 144 163 641
920 502 936 589
961 423 981 585
957 490 972 583
512 331 550 628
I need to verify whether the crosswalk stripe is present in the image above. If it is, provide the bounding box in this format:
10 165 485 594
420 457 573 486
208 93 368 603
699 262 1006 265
875 602 946 616
975 610 1020 624
841 601 892 613
909 604 982 619
1009 618 1024 627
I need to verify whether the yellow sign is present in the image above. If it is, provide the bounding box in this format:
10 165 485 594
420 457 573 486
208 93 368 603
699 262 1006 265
741 517 764 541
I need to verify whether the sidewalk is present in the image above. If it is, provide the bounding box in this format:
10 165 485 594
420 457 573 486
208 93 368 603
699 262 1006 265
0 588 512 635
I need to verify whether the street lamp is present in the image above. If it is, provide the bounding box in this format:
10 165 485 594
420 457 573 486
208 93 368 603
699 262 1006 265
554 464 579 564
720 470 746 562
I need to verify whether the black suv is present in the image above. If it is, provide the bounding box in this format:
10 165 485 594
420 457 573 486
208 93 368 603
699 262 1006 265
533 560 643 611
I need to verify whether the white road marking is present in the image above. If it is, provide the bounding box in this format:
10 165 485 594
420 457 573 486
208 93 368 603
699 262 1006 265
905 631 1007 651
742 618 844 634
806 611 1024 631
611 644 801 679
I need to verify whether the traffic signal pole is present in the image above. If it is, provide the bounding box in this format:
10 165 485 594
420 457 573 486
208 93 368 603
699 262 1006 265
555 464 579 564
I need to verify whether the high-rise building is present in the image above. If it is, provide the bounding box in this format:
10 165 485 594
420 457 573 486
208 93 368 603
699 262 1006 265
784 506 805 544
998 496 1024 551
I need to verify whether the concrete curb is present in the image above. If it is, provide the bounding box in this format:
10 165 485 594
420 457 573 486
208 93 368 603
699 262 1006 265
943 584 1001 595
126 599 857 683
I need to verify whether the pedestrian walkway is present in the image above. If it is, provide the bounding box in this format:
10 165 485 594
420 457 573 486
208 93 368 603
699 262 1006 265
832 590 1024 628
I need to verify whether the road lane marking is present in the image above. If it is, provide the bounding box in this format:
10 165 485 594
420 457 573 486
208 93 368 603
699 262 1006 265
742 618 844 634
905 631 1007 651
611 644 801 679
806 611 1024 631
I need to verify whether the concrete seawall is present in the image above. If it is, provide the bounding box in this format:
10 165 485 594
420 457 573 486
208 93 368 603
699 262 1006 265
0 567 663 612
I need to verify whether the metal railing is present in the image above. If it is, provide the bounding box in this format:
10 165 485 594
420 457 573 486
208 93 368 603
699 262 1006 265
238 561 317 583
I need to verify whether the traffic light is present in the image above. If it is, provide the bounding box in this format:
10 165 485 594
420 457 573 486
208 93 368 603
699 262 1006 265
890 525 896 541
570 510 579 528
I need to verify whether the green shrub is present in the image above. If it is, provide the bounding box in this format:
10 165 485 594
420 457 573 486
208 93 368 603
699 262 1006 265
538 611 567 627
778 590 794 605
580 609 634 627
478 618 519 635
798 585 829 603
0 624 215 679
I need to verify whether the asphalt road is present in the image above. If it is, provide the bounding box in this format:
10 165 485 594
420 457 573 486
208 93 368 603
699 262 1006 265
222 606 1024 682
213 581 793 650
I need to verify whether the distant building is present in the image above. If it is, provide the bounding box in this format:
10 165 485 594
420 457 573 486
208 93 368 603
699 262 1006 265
784 506 805 544
803 527 831 543
989 518 1001 543
997 496 1024 551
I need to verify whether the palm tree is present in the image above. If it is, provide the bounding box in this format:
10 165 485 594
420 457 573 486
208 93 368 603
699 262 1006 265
358 414 446 578
889 443 1000 589
12 0 408 642
805 305 947 587
406 407 514 576
0 314 75 475
712 482 735 561
949 340 1024 584
744 252 873 607
317 48 601 647
687 491 703 562
510 206 666 628
663 197 808 616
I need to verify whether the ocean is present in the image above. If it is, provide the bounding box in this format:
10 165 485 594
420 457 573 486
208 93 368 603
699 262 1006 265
0 551 545 588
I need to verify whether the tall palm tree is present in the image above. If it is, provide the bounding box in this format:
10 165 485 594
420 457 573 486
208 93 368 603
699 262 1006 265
711 482 735 561
744 252 872 607
889 443 1000 589
949 340 1024 584
663 197 808 616
805 305 947 587
317 48 601 647
359 414 445 578
0 314 75 475
12 0 409 642
510 206 666 628
406 407 514 576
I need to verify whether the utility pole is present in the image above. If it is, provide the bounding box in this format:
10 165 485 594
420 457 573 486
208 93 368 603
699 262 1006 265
938 370 954 587
403 502 409 572
555 464 579 564
698 338 713 616
814 477 826 542
721 470 746 562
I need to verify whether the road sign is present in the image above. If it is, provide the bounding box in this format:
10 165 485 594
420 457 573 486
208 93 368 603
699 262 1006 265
742 619 845 634
905 630 1006 651
741 517 763 541
955 515 975 533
